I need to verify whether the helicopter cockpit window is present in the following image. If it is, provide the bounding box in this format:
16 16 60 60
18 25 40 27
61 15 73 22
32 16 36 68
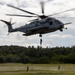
55 20 61 24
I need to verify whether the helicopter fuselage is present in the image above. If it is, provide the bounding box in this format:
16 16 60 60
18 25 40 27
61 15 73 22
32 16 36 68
20 17 64 36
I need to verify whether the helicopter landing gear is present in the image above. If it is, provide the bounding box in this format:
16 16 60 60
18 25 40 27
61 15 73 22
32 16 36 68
60 29 63 32
39 34 42 46
60 28 67 32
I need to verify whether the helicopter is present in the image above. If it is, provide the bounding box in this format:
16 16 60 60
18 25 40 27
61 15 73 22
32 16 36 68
0 1 75 46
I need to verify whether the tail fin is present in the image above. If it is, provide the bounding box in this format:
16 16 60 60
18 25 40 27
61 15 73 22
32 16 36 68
0 19 15 32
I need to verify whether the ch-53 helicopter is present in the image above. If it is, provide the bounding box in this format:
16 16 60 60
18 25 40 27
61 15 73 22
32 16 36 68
0 1 75 46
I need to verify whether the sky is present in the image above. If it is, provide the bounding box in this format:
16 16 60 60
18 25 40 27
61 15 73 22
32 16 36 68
0 0 75 47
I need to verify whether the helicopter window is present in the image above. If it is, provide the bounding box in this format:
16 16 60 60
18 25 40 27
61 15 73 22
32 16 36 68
49 21 53 25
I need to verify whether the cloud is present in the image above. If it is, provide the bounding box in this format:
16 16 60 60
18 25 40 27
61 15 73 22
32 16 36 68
0 0 75 47
49 34 74 39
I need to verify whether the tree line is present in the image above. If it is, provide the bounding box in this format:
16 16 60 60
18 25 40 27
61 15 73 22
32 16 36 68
0 45 75 64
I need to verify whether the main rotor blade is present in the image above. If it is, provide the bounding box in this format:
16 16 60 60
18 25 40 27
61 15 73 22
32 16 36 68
7 4 39 16
40 1 44 15
49 8 75 16
6 14 37 17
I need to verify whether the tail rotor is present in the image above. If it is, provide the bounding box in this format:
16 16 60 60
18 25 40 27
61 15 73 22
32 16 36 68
9 18 16 25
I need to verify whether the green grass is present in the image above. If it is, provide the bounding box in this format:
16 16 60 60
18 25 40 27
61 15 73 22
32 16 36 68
0 63 75 75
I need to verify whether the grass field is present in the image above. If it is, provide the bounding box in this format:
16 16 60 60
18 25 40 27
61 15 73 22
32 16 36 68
0 63 75 75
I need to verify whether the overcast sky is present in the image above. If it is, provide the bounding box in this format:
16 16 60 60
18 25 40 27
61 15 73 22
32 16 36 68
0 0 75 47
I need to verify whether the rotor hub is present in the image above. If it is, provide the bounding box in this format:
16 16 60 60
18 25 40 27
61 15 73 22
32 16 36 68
39 15 47 19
